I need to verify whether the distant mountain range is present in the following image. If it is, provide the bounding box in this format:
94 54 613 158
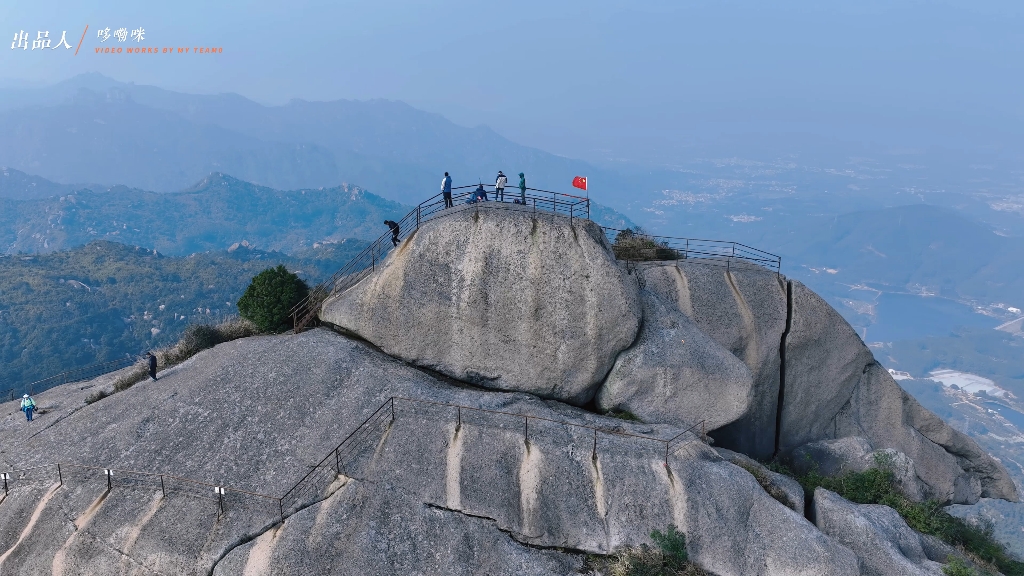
0 172 410 255
0 73 651 207
0 169 635 256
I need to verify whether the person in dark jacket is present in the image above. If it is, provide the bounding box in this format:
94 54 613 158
518 172 526 204
464 184 487 204
385 220 401 247
147 352 158 381
441 172 453 208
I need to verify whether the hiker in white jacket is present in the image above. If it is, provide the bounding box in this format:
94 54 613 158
495 171 507 202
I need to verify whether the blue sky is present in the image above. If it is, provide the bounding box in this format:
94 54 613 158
2 0 1023 163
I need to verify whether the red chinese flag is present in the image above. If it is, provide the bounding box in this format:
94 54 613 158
572 176 588 191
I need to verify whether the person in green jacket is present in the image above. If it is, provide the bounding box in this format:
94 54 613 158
518 172 526 204
20 394 36 422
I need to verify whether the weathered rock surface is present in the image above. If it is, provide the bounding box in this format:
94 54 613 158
639 262 787 458
716 448 805 514
0 329 863 576
597 288 755 432
831 362 1015 503
318 208 1017 506
790 438 929 501
813 488 946 576
780 282 1017 503
320 203 641 405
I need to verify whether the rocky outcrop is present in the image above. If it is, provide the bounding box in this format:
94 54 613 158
790 438 929 501
813 488 947 576
596 288 755 432
0 329 866 576
716 448 805 514
639 262 787 458
320 204 641 405
318 207 1017 506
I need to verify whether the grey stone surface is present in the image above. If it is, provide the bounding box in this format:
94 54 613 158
715 448 805 514
780 281 874 452
597 289 755 431
813 488 946 576
0 329 861 576
320 203 641 405
790 439 930 501
782 281 1017 504
832 362 1016 503
790 437 874 477
639 262 787 458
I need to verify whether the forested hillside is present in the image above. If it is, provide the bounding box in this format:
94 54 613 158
0 240 365 387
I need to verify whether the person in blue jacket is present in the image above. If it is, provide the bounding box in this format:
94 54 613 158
441 172 453 208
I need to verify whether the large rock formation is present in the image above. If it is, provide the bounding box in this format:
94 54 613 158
320 203 640 405
0 329 860 575
320 205 1017 505
596 288 755 432
2 206 1017 575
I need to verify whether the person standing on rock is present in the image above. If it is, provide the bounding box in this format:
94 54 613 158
147 351 158 381
442 172 453 208
495 171 507 202
518 172 526 204
385 220 401 247
20 394 36 422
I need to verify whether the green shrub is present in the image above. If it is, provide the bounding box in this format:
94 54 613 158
942 557 977 576
612 227 679 261
588 526 705 576
236 265 309 333
606 409 642 422
651 526 689 568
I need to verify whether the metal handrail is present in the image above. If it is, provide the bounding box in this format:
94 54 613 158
2 356 138 403
278 395 711 514
602 227 782 275
0 394 711 529
289 185 592 332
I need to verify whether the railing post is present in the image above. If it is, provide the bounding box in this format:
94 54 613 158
106 469 112 490
457 406 461 430
57 463 62 487
592 429 597 461
390 397 395 422
216 487 225 516
160 474 165 497
279 498 285 524
335 448 341 474
570 204 573 226
533 198 536 216
684 239 689 260
416 206 421 230
664 441 670 468
524 416 529 444
2 472 8 496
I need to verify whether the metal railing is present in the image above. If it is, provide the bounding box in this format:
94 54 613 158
0 394 711 527
289 185 591 332
0 461 283 521
278 396 711 515
603 227 782 275
1 356 137 403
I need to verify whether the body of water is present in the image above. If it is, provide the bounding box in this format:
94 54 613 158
866 293 1001 342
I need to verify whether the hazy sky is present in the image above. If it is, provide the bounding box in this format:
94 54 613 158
3 0 1023 164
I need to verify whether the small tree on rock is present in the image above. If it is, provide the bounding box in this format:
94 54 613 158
237 265 309 333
